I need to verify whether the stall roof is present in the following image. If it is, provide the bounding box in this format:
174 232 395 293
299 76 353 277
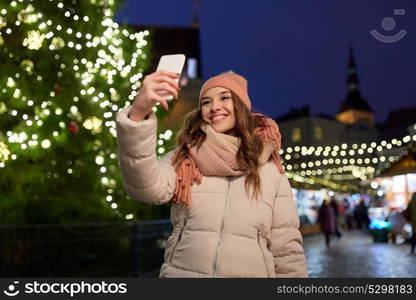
378 154 416 177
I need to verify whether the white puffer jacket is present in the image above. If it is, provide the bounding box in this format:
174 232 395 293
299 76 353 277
116 106 308 277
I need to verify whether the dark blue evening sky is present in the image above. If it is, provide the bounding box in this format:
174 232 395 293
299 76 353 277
115 0 415 123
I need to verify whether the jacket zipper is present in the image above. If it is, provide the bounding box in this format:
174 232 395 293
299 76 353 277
212 176 231 277
168 218 187 264
257 229 271 277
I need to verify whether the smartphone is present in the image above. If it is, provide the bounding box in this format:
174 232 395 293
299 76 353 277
156 54 186 101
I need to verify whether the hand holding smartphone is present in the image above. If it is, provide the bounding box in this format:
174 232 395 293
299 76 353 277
156 54 186 101
129 54 186 121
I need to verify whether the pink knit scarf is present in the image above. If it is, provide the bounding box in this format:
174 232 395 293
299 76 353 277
171 114 284 208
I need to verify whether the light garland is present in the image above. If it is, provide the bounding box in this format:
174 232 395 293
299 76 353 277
287 172 376 194
279 134 413 157
279 132 414 183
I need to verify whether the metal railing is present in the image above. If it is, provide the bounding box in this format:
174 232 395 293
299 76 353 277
0 219 172 277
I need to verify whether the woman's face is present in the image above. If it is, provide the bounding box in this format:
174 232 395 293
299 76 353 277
201 87 236 136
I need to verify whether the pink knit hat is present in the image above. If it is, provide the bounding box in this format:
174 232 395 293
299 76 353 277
199 71 252 111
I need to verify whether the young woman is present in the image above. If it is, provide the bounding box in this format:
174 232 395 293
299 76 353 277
116 70 308 277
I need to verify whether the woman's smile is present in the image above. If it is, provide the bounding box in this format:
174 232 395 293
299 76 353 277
210 114 228 123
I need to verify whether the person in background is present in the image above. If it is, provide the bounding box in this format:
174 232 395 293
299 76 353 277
354 199 370 230
343 198 354 230
386 207 406 244
404 193 416 254
318 199 337 247
329 197 342 239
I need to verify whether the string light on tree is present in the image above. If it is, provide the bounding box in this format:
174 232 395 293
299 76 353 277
0 0 153 223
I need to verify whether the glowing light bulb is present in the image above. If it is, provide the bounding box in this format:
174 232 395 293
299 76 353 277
41 139 51 149
95 155 104 165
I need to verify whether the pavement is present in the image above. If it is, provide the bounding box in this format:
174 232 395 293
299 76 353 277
304 230 416 277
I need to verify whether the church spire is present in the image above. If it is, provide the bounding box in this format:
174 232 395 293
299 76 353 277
347 45 360 93
192 0 200 28
348 45 356 69
336 45 374 125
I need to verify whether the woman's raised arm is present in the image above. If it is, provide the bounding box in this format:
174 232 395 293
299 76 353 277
115 70 180 205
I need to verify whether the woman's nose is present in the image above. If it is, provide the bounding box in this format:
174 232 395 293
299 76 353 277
210 100 221 111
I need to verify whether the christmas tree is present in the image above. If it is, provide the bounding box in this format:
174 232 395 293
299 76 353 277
0 0 172 225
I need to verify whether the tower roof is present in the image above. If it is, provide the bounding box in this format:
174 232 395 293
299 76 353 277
192 0 200 28
338 46 373 113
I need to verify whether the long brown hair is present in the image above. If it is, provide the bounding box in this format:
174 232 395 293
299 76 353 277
171 92 271 199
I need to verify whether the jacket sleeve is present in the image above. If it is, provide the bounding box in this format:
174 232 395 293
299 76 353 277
115 105 176 205
269 174 308 277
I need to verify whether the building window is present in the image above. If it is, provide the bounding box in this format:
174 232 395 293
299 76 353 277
348 83 357 90
186 58 198 79
292 128 301 142
314 126 323 140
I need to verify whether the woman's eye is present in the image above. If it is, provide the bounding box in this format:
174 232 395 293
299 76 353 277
222 97 230 100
